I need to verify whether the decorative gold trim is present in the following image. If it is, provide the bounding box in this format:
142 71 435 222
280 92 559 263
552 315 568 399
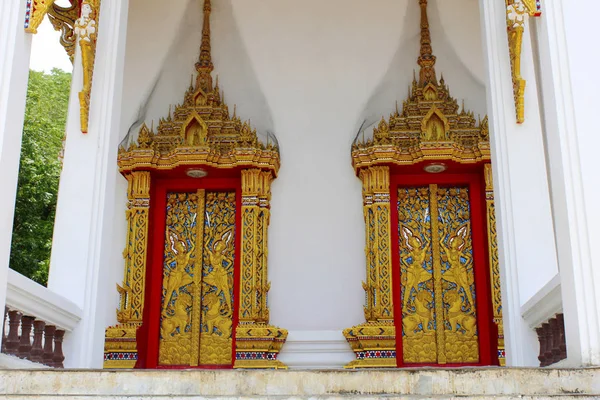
47 1 80 63
190 189 206 367
25 0 57 34
506 0 541 124
429 184 447 364
104 171 150 368
75 0 101 134
352 0 489 173
485 164 505 366
343 166 396 368
234 169 287 369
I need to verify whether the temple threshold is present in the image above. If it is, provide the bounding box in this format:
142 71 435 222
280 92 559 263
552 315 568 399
1 368 599 399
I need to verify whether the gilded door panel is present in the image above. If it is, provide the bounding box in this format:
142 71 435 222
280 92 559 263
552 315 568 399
158 190 236 367
437 187 479 363
199 191 236 365
398 185 479 364
159 192 200 366
398 187 436 363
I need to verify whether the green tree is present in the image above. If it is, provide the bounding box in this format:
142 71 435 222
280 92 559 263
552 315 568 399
10 68 71 286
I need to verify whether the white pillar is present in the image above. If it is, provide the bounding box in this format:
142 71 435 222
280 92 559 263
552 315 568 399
479 0 559 366
47 0 129 368
0 0 32 315
534 0 600 367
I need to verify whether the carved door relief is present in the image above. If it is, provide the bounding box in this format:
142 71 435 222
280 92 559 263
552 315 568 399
397 184 479 364
158 190 237 367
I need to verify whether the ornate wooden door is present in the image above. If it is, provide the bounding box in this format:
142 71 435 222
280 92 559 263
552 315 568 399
139 179 242 369
393 175 493 366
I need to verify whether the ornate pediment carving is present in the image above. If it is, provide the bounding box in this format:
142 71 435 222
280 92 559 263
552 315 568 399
352 0 490 171
118 0 279 174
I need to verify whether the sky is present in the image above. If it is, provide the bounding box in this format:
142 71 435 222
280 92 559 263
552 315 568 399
29 18 73 73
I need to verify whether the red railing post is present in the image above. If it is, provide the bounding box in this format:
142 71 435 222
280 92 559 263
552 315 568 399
5 310 22 356
30 320 46 363
52 330 65 368
18 315 34 359
42 325 56 366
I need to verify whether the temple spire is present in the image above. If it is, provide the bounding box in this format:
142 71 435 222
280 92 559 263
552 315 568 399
417 0 437 86
195 0 214 92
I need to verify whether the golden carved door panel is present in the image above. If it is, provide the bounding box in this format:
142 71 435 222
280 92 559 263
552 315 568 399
158 190 236 367
398 184 479 364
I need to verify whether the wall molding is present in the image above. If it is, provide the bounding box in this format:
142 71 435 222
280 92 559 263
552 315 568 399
6 269 82 331
277 330 355 369
521 273 562 329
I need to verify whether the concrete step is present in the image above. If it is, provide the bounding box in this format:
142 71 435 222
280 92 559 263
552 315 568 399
0 368 599 399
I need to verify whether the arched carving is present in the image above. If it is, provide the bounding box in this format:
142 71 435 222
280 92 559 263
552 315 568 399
182 113 208 147
421 107 449 141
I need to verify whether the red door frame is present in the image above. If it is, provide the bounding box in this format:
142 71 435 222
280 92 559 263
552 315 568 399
390 168 495 367
140 175 242 369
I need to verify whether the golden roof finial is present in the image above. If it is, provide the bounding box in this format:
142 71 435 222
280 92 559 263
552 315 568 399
417 0 437 86
195 0 214 93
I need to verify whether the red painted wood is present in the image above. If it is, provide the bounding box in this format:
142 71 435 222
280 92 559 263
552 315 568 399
389 180 403 368
142 175 241 369
389 165 495 367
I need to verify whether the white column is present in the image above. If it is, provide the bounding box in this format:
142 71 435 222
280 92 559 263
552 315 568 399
47 0 130 368
0 0 32 315
479 0 559 366
534 0 600 367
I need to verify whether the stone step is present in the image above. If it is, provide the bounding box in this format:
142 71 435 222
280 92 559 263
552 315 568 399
0 368 599 399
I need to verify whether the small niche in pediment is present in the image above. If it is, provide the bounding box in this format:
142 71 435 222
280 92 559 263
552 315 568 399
422 107 449 141
182 113 208 147
423 83 438 101
193 89 208 106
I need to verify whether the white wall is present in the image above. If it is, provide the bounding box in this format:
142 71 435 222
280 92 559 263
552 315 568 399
534 0 600 366
0 0 32 320
117 0 488 338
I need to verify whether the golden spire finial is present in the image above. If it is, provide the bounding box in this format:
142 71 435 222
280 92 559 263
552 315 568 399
195 0 214 93
417 0 437 86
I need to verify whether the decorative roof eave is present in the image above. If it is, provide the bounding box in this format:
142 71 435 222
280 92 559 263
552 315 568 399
117 148 280 176
351 143 491 173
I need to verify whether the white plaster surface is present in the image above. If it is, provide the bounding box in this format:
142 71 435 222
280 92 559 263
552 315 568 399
0 369 598 399
0 354 45 370
533 0 600 367
277 330 355 369
0 0 33 331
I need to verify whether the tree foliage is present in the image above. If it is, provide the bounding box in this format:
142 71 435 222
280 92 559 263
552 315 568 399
10 68 71 286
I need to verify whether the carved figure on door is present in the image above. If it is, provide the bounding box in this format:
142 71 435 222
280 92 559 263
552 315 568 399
163 235 195 311
403 290 434 336
161 293 192 339
204 292 232 336
204 238 233 312
445 290 477 337
440 226 475 308
401 228 432 311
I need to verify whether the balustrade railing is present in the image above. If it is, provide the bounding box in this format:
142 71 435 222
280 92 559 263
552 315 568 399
536 313 567 367
1 269 81 368
2 308 66 367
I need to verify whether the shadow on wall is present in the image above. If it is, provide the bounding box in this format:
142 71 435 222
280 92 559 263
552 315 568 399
121 0 275 148
354 0 487 141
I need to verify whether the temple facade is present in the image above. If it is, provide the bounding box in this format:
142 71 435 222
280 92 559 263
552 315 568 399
1 0 599 375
